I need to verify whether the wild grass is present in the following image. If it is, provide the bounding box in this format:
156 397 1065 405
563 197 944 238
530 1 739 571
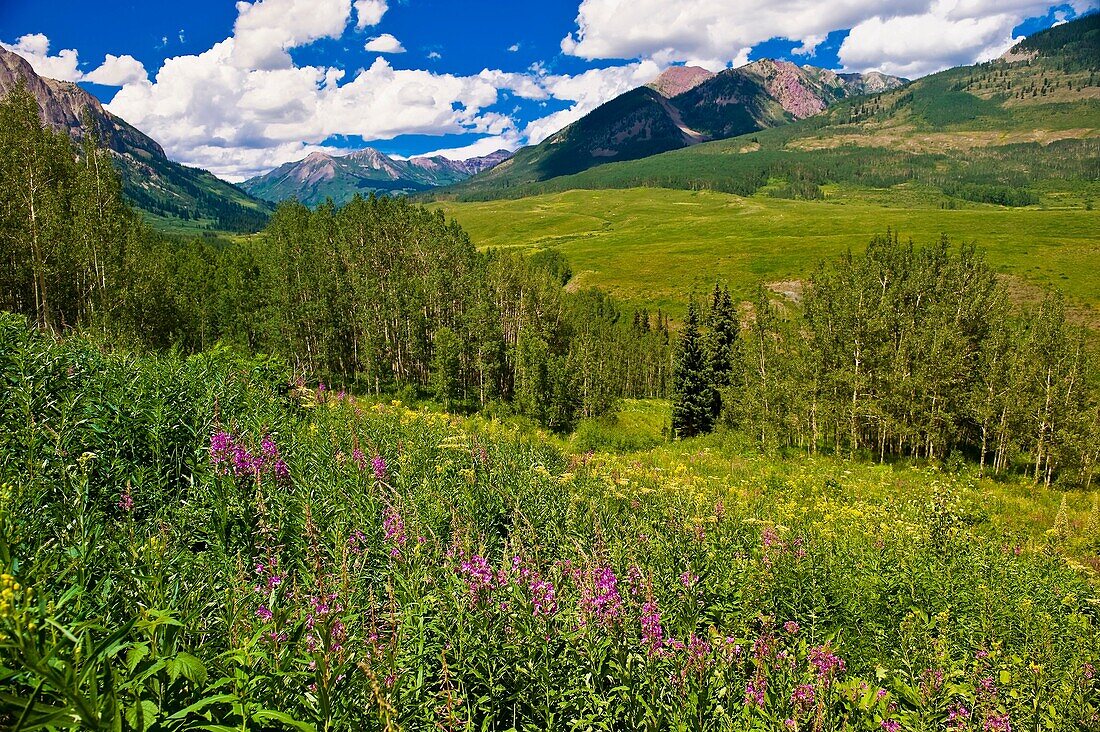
1 315 1097 730
435 188 1100 328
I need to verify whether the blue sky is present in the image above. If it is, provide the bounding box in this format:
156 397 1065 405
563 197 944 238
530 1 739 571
1 0 1093 180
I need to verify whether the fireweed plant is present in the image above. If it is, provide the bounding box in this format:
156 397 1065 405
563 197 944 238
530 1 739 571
0 315 1097 730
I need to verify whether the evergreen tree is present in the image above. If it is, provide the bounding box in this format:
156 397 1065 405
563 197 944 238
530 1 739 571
672 299 713 438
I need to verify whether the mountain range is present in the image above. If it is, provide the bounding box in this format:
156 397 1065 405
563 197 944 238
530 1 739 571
0 46 273 233
443 13 1098 202
2 12 1093 229
240 148 512 207
458 60 905 190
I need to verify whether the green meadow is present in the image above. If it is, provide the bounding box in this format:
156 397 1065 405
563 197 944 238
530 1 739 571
436 187 1100 326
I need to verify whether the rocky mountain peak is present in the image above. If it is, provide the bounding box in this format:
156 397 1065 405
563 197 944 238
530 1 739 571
647 66 716 98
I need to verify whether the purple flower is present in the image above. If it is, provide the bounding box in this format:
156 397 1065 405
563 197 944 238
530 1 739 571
791 683 815 711
808 645 846 681
372 454 387 481
459 555 495 602
117 487 134 512
984 714 1012 732
679 570 698 589
880 720 900 732
529 577 558 617
579 566 623 627
639 601 666 656
256 605 273 621
352 448 367 470
784 620 800 635
347 529 368 555
744 677 767 708
383 506 406 558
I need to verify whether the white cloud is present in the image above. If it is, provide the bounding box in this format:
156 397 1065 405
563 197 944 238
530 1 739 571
522 60 664 144
427 51 442 59
508 43 520 52
364 33 405 53
84 54 149 86
354 0 388 28
560 1 1082 76
231 0 352 69
411 133 522 161
1 33 82 81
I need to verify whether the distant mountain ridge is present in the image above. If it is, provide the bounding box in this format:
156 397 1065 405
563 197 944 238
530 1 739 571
0 47 273 232
241 147 512 207
451 60 906 192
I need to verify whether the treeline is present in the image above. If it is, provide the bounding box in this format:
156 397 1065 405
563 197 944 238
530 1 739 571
673 233 1100 487
0 86 669 431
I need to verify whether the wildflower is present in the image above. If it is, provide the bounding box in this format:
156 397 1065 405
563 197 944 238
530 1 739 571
947 702 971 731
458 555 495 602
347 529 368 555
808 645 846 681
784 620 800 635
372 454 387 481
639 601 666 656
579 566 623 627
260 434 279 461
1084 663 1096 680
984 713 1012 732
256 605 273 621
210 430 233 465
880 720 900 732
682 633 711 678
784 720 797 730
352 447 366 470
529 577 558 617
679 570 698 589
791 684 815 712
117 486 134 512
744 677 767 708
383 506 407 558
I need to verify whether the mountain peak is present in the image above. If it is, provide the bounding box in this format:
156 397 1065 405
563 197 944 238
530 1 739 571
647 66 715 98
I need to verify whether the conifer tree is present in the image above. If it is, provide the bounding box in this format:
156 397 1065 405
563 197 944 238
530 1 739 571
672 298 713 438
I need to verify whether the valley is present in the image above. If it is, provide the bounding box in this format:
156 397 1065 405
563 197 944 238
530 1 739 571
437 187 1100 326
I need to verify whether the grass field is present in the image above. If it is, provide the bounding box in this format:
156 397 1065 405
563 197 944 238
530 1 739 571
435 187 1100 327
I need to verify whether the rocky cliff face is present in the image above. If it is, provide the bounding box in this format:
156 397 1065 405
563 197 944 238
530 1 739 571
646 66 716 99
0 47 164 160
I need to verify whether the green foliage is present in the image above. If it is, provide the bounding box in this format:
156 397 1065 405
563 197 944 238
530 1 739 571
671 299 714 438
0 319 1097 730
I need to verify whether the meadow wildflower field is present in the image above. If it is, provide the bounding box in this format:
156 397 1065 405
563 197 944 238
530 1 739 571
1 315 1097 731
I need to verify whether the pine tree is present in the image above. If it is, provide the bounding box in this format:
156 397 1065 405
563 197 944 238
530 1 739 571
672 299 713 438
704 283 740 422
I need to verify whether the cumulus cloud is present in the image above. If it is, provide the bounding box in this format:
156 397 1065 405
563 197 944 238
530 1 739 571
231 0 352 69
354 0 388 28
508 43 520 52
364 33 405 53
412 133 522 161
522 60 664 144
1 33 83 81
560 0 1086 75
84 54 149 86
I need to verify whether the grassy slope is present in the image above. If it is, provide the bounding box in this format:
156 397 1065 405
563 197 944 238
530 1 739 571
434 188 1100 326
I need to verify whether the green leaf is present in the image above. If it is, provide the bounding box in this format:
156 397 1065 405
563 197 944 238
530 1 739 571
251 709 317 731
167 652 207 686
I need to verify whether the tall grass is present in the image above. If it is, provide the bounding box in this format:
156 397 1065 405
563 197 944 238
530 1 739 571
1 314 1097 730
